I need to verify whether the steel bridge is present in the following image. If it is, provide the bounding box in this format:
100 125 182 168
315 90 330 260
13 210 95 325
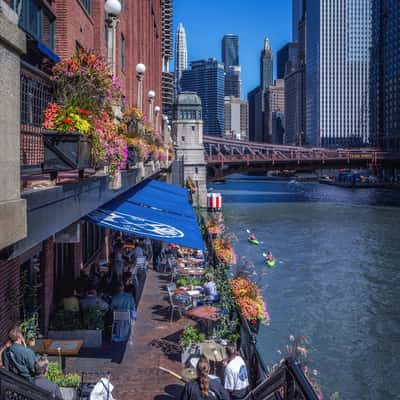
204 135 400 179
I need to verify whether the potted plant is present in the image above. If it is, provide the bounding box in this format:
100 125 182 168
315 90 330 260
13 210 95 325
19 314 39 347
47 362 81 400
180 326 205 364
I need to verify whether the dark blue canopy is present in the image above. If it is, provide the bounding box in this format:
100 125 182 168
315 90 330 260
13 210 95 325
86 179 204 250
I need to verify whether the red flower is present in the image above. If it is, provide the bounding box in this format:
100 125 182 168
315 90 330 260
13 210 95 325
78 108 90 115
250 319 257 325
62 118 73 125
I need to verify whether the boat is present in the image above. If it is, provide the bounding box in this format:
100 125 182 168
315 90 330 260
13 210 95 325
248 237 260 245
265 259 276 268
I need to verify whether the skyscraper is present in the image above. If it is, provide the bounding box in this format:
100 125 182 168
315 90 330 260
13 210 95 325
277 43 299 80
174 22 188 96
222 34 239 67
370 0 400 151
222 35 241 97
260 38 273 90
292 0 303 42
306 0 371 147
224 96 248 140
264 79 285 143
181 59 225 136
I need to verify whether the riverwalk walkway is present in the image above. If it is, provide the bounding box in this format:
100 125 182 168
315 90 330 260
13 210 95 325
67 269 191 399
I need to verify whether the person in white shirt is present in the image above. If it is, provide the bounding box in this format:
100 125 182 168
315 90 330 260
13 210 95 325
224 345 250 400
90 375 115 400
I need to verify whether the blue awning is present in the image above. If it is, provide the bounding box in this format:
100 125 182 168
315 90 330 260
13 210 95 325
37 41 60 63
86 179 204 250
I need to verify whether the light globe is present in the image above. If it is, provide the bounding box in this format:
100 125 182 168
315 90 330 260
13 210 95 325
154 106 161 113
105 0 122 15
148 90 156 99
136 63 146 74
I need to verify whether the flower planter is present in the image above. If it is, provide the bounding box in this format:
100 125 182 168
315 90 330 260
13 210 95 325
247 319 260 335
109 171 122 190
60 388 77 400
48 329 103 348
42 130 92 178
127 146 138 169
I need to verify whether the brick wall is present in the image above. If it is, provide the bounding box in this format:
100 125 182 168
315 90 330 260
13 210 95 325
0 258 20 342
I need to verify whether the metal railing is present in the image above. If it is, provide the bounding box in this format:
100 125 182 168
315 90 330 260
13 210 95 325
20 61 53 175
0 368 53 400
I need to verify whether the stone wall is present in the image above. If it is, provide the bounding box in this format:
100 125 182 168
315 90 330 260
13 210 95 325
0 2 27 251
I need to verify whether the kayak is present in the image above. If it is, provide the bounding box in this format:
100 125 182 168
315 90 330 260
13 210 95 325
265 259 276 268
248 237 260 245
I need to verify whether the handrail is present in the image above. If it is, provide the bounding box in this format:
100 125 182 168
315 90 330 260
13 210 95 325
0 368 53 400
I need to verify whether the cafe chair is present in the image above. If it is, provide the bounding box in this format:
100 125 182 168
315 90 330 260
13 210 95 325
111 311 132 342
168 292 191 322
166 282 177 294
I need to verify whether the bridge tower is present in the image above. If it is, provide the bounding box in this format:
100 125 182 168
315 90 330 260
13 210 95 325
173 92 207 208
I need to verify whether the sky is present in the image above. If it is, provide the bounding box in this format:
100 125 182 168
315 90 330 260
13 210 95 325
173 0 292 98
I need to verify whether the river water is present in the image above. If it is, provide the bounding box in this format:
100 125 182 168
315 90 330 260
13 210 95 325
214 176 400 400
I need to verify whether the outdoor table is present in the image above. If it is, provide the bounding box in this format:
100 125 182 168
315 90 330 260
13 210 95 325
186 305 221 322
177 268 205 277
174 286 204 306
34 339 83 371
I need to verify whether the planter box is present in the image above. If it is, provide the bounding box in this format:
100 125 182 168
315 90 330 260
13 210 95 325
48 329 102 348
42 130 92 176
126 146 138 169
60 388 77 400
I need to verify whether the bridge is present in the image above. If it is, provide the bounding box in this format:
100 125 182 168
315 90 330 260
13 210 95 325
203 135 400 179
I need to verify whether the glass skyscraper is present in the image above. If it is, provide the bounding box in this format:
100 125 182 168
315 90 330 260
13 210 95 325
174 23 188 96
260 38 273 91
181 59 225 136
306 0 371 147
222 34 239 67
370 0 400 151
222 35 241 97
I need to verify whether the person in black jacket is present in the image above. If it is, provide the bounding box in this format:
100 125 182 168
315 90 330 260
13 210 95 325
180 356 229 400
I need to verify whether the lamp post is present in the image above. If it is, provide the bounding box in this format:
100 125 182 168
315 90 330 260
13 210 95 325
154 106 161 133
148 90 156 124
136 63 146 112
104 0 122 76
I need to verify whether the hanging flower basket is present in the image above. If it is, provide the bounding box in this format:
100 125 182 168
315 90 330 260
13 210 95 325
42 130 92 175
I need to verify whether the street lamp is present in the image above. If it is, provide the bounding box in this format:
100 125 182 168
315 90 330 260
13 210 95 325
148 90 156 124
104 0 122 76
136 63 146 112
154 106 161 133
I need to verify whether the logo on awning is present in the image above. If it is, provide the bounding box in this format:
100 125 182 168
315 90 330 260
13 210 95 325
88 209 185 239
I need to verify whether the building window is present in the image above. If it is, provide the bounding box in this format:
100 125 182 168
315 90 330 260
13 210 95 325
80 0 92 15
120 33 126 72
12 0 56 50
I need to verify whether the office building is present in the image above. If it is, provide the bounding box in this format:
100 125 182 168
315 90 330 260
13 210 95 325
222 35 241 97
174 22 188 96
292 0 303 42
277 42 299 79
306 0 371 147
248 38 274 142
181 58 225 136
264 79 285 143
260 38 274 90
370 0 400 150
161 0 174 120
224 96 248 140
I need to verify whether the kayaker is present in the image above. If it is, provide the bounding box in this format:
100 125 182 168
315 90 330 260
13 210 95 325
249 234 256 241
266 252 274 262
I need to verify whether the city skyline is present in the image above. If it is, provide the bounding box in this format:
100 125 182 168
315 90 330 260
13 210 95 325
173 0 291 97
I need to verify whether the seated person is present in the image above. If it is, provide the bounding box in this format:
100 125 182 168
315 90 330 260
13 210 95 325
111 284 136 313
2 327 36 382
59 288 79 312
33 356 62 399
80 288 109 312
203 274 219 303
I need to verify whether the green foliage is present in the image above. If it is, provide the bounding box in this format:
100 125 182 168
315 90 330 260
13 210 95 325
49 307 106 331
19 314 39 341
180 326 205 351
47 362 81 388
176 277 201 288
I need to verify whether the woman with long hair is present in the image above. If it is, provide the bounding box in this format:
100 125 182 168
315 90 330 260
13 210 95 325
180 356 229 400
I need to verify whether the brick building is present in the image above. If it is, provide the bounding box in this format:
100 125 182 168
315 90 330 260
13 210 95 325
0 0 164 341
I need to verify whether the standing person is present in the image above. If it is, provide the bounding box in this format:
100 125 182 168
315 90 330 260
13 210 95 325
90 373 115 400
33 356 62 399
224 345 250 400
203 273 219 303
180 356 229 400
111 241 124 284
2 327 36 381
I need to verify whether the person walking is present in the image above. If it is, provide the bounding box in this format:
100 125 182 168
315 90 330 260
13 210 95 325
180 356 229 400
223 345 250 400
